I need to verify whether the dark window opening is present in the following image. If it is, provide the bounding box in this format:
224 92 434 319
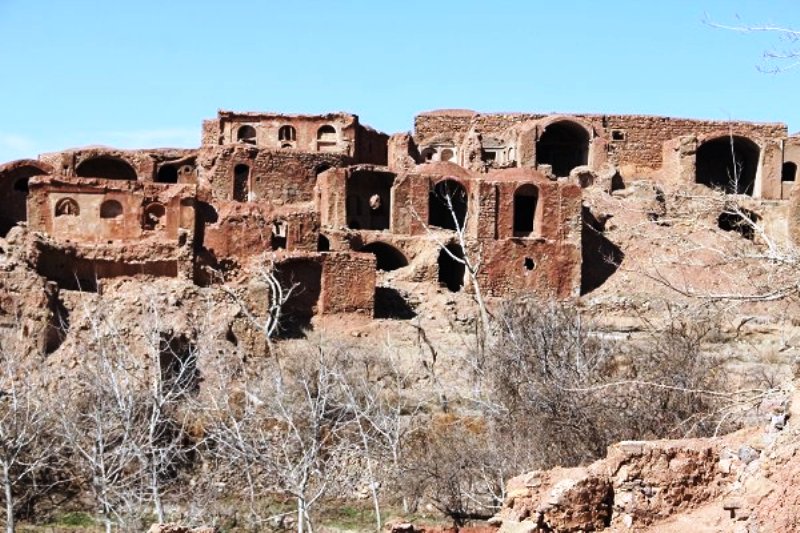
279 125 297 141
718 207 759 240
524 257 535 270
317 234 330 252
611 130 626 141
100 200 123 219
233 164 250 202
346 171 395 230
315 163 332 176
76 157 137 180
782 162 797 182
421 148 435 162
156 165 178 183
143 203 166 231
429 179 467 231
438 244 465 292
281 143 293 149
696 136 759 195
237 125 257 144
536 121 590 177
271 221 287 250
513 184 539 237
361 242 408 271
482 150 497 162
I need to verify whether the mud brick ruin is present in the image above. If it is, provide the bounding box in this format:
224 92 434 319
1 109 798 319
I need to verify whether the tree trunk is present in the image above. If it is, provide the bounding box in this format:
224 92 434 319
3 463 14 533
297 496 304 533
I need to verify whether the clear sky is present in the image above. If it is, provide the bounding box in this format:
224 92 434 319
0 1 798 162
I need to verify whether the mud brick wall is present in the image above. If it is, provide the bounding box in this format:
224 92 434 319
477 239 581 299
604 115 787 170
319 252 375 315
206 146 346 204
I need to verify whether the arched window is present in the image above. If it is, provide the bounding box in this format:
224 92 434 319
279 125 296 141
695 136 760 195
100 200 123 219
237 125 257 144
156 165 178 183
76 157 137 180
782 162 797 182
317 125 336 140
233 164 250 202
536 121 590 177
271 220 287 250
361 242 408 272
55 198 79 217
429 179 468 231
142 203 166 230
513 184 539 237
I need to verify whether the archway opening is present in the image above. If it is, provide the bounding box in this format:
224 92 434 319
536 121 590 177
438 244 465 292
696 136 759 195
279 125 296 141
233 164 250 202
143 203 166 230
346 170 395 230
782 162 797 182
271 220 287 250
429 179 467 231
361 242 408 272
513 184 539 237
156 165 179 183
317 234 330 252
237 125 257 144
317 125 336 140
100 200 123 219
76 157 137 180
55 198 80 217
0 164 46 235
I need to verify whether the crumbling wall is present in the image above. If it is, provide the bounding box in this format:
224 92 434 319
319 252 376 315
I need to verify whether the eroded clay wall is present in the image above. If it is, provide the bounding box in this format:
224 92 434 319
319 252 376 315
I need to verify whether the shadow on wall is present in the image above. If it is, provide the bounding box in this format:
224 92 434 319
581 206 624 295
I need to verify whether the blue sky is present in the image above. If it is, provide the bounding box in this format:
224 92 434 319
0 1 798 162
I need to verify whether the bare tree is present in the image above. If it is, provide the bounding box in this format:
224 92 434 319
202 345 354 533
59 346 147 533
218 255 299 353
0 345 55 533
705 14 800 72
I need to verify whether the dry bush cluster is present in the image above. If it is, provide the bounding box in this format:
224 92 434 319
0 295 771 531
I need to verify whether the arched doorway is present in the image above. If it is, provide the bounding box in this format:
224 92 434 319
361 242 408 271
696 136 759 195
536 121 590 177
429 179 467 231
76 157 137 180
233 164 250 202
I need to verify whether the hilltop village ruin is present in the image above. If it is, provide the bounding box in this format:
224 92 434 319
0 109 798 322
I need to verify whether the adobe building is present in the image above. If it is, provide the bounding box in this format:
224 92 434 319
0 109 795 320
